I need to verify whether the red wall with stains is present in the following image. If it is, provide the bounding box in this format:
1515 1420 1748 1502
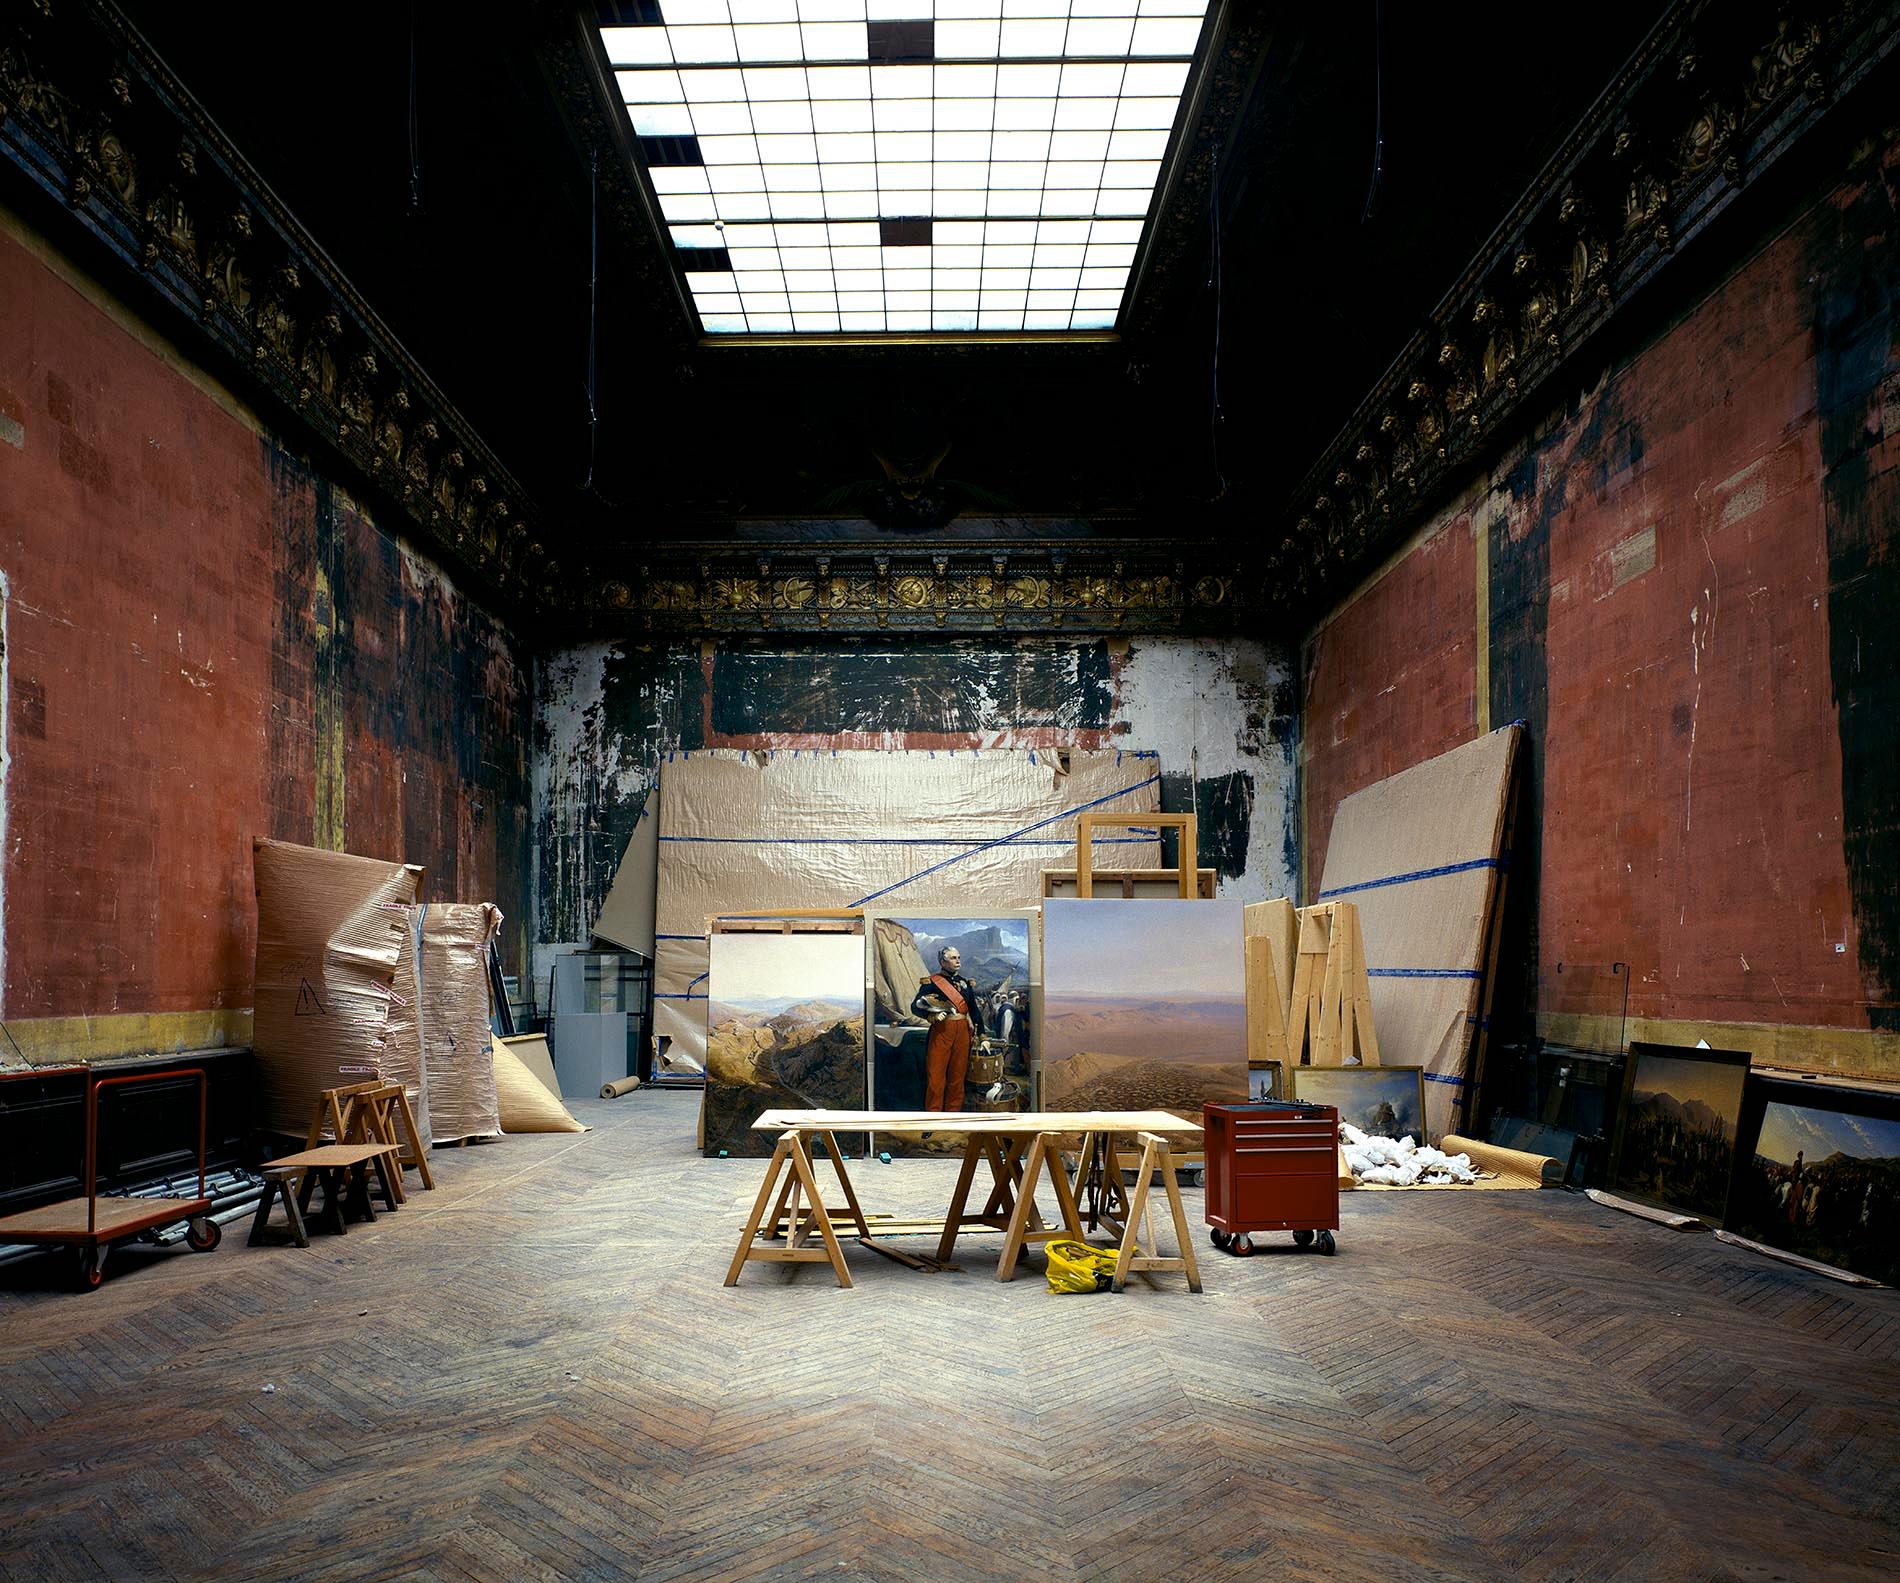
0 217 530 1055
1303 138 1900 1053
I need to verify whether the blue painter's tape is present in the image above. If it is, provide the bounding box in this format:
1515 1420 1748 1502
1318 856 1502 900
850 771 1163 908
657 835 1153 847
1423 1071 1474 1087
655 992 708 1001
1367 968 1483 980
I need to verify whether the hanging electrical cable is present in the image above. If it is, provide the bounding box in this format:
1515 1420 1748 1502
582 146 599 492
1362 0 1385 223
1208 147 1227 503
407 1 423 216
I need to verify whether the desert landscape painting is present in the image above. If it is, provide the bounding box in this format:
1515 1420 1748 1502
704 931 865 1158
1613 1044 1749 1218
1040 899 1246 1118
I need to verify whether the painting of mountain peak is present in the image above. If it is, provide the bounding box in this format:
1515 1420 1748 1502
1612 1043 1750 1219
1041 899 1246 1119
705 931 865 1158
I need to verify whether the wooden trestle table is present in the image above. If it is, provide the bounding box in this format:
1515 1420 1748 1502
725 1109 1204 1292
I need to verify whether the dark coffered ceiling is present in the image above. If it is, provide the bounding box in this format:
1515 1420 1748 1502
21 2 1887 633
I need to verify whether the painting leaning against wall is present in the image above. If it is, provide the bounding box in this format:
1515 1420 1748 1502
1040 898 1247 1120
703 929 865 1159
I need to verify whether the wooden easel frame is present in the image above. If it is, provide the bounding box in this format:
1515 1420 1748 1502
1073 812 1198 898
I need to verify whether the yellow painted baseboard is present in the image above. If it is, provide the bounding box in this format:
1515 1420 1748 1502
1537 1011 1899 1083
3 1010 253 1066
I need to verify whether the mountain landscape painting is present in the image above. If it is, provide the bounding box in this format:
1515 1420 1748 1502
1725 1092 1900 1284
1612 1044 1750 1219
1040 898 1246 1119
704 931 865 1158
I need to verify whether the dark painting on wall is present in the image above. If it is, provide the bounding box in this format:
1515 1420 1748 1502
1725 1081 1900 1285
1248 1061 1283 1103
1611 1043 1750 1219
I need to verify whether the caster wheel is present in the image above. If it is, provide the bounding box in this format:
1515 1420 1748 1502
1318 1230 1337 1256
78 1248 104 1290
1292 1229 1315 1248
1230 1234 1254 1258
1209 1229 1231 1250
186 1217 222 1252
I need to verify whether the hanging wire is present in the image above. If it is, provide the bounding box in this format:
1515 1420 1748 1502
1361 0 1384 223
582 146 600 491
1208 147 1227 502
407 2 423 215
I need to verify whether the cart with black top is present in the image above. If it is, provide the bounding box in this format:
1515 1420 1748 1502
1202 1099 1340 1256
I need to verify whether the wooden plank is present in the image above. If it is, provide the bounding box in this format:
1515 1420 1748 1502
751 1108 1202 1134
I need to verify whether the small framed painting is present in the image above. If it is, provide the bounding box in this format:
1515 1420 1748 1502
1289 1065 1426 1139
1247 1061 1284 1103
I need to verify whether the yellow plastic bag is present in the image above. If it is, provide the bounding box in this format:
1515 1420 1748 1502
1045 1239 1119 1294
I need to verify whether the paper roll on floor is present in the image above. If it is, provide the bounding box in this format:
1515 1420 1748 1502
601 1076 642 1099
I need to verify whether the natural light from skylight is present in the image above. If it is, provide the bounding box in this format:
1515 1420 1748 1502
599 1 1214 336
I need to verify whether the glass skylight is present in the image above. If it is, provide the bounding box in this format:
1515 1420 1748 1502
599 1 1214 335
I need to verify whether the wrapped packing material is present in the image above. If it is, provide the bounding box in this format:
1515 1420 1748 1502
251 839 423 1137
1316 725 1521 1142
421 902 504 1144
655 749 1160 1076
381 905 431 1150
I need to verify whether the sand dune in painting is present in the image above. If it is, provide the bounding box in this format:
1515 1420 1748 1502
1041 994 1247 1115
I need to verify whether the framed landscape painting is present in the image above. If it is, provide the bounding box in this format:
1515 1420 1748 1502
1291 1065 1426 1139
1039 898 1246 1119
1248 1061 1284 1103
703 929 865 1158
1611 1043 1750 1219
1725 1078 1900 1284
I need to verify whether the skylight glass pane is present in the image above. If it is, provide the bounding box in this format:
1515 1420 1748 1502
604 0 1211 335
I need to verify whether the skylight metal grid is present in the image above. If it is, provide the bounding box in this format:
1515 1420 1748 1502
599 1 1215 336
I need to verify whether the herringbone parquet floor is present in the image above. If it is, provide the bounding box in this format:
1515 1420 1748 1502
1 1090 1896 1583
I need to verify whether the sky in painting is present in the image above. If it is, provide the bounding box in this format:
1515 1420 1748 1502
1630 1051 1747 1117
711 932 861 1005
1041 898 1242 998
1756 1100 1900 1166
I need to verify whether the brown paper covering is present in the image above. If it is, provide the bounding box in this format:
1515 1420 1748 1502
251 839 422 1137
655 749 1160 1077
1316 726 1522 1142
421 902 504 1143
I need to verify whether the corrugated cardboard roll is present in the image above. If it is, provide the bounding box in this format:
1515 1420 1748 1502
1443 1134 1564 1186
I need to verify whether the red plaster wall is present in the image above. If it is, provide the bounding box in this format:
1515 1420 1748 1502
1300 146 1893 1038
1302 511 1477 891
0 221 530 1039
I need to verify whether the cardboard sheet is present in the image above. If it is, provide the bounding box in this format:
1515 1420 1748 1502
251 839 423 1137
655 749 1160 1077
420 902 504 1144
500 1032 561 1098
494 1035 586 1133
1316 725 1521 1142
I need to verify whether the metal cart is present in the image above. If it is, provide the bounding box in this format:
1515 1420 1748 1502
0 1065 221 1288
1202 1099 1340 1257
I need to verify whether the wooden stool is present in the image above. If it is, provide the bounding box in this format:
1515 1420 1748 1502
248 1169 311 1248
263 1143 401 1236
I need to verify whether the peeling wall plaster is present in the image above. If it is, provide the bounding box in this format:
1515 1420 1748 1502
529 635 1297 991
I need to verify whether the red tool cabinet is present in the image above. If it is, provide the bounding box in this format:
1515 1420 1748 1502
1202 1100 1340 1257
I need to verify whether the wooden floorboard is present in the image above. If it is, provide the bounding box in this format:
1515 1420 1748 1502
0 1088 1896 1582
